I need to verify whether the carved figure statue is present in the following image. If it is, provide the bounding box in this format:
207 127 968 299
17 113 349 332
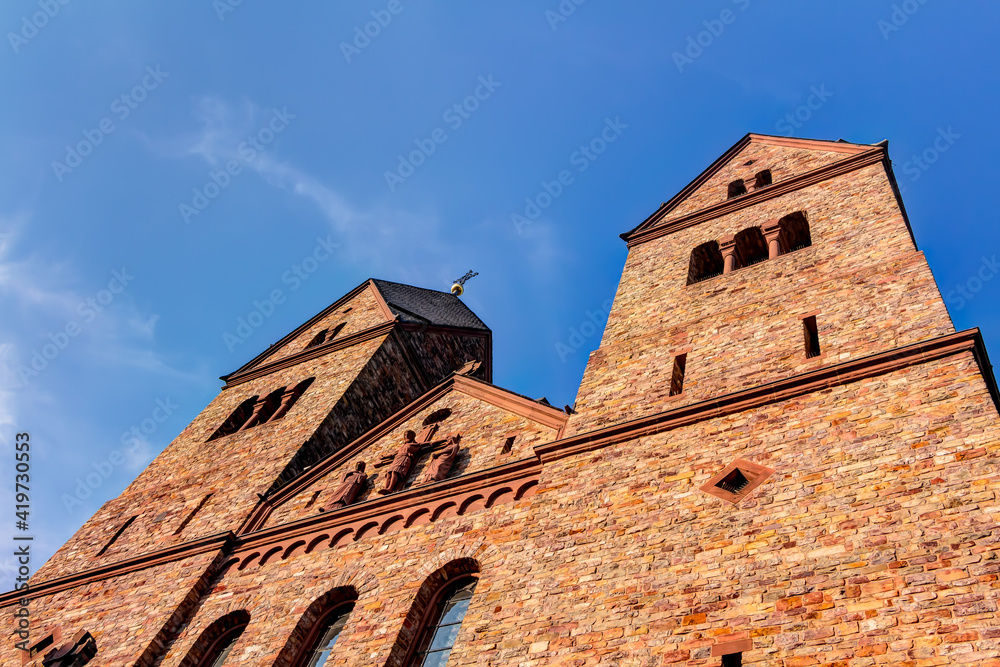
378 430 423 495
323 461 367 510
422 434 461 483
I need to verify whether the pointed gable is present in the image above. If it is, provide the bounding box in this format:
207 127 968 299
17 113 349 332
257 375 567 530
623 134 878 244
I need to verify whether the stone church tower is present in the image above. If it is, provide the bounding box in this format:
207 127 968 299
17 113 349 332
5 134 1000 666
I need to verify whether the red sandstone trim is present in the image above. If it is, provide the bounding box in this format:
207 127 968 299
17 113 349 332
368 280 398 321
0 532 234 606
537 329 997 464
623 147 885 247
237 374 565 533
235 458 540 557
223 321 397 388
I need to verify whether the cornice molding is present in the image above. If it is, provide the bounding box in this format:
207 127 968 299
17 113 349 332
623 147 885 247
536 329 995 463
222 321 397 388
1 532 234 605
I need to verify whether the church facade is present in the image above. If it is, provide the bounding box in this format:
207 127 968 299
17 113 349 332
5 134 1000 666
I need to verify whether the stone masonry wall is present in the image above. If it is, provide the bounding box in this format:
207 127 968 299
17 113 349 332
18 353 995 666
568 162 954 435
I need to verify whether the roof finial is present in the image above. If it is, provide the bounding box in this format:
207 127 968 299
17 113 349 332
450 270 478 296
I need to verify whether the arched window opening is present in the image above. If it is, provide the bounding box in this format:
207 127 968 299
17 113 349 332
297 602 354 667
727 179 747 198
328 322 346 340
387 559 481 667
778 211 811 254
277 587 358 667
305 329 328 349
181 611 250 667
249 387 288 426
409 577 478 667
753 169 772 188
687 241 724 285
270 377 315 422
208 396 258 441
733 227 768 269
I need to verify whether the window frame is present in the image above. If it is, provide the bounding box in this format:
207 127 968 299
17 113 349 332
195 623 247 667
402 574 480 667
290 601 356 667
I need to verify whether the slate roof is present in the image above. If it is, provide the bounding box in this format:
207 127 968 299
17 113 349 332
372 279 489 331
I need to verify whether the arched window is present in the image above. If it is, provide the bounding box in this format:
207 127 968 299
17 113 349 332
777 211 811 254
277 587 358 667
306 329 329 349
727 179 747 198
207 396 258 441
296 603 354 667
388 560 481 667
182 611 250 667
329 322 346 340
753 169 772 188
409 577 478 667
687 241 724 285
733 227 768 269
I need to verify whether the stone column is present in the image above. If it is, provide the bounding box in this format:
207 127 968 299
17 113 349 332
268 387 300 422
762 219 783 259
239 398 269 431
719 235 738 274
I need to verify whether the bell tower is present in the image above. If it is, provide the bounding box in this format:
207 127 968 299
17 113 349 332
566 135 956 435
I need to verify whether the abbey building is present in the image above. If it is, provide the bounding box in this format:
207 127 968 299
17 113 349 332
5 134 1000 666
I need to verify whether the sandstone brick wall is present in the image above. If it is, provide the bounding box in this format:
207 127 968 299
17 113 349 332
13 352 995 666
665 142 857 219
568 162 954 435
261 285 389 365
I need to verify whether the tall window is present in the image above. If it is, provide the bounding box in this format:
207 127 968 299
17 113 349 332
409 577 478 667
298 603 354 667
196 621 247 667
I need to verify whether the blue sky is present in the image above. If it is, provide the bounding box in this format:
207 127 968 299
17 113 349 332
2 1 998 588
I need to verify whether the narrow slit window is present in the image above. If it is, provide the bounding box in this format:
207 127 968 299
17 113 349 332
97 515 137 557
501 435 515 455
803 316 821 358
669 353 687 397
174 494 214 535
304 490 322 510
722 653 743 667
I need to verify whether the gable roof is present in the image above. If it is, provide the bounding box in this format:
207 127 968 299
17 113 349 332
224 278 490 382
620 133 883 244
371 279 489 331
